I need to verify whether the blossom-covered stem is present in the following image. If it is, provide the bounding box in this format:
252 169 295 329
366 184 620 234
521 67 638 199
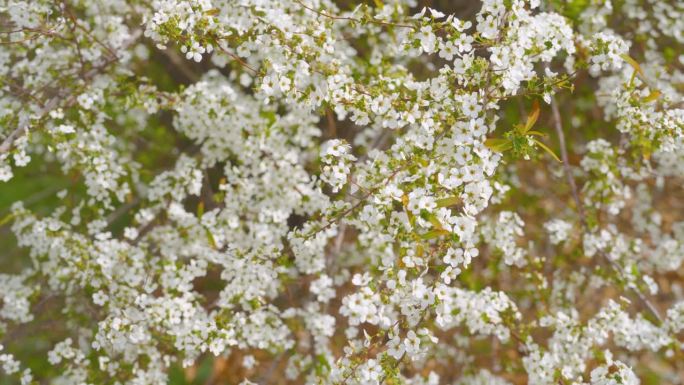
215 43 258 74
0 30 139 154
60 0 118 60
306 162 408 239
293 0 415 29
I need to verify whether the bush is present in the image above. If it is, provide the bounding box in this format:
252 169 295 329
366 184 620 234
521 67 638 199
0 1 683 384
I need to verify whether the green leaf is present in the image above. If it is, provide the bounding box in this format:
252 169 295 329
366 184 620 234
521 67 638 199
421 229 450 240
168 364 189 385
525 130 547 137
436 196 460 208
532 139 561 163
424 211 445 230
192 356 214 385
315 354 331 375
620 54 644 77
485 138 513 152
0 213 15 227
205 228 218 249
643 90 661 103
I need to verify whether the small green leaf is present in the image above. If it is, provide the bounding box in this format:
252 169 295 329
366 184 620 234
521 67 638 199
168 364 189 385
532 139 561 163
422 229 450 240
424 212 445 230
192 356 214 385
0 213 15 227
485 138 513 152
620 54 644 76
643 90 661 103
205 228 217 249
436 196 460 208
525 130 547 137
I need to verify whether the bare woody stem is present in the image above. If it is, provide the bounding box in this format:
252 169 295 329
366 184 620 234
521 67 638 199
549 93 585 227
549 93 664 324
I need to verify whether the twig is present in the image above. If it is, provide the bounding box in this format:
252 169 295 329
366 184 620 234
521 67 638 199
0 30 141 155
293 0 415 29
549 92 585 226
105 198 140 227
215 44 258 74
159 47 200 82
257 352 284 385
549 92 664 324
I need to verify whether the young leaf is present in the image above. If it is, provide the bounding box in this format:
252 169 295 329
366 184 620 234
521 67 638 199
485 138 513 152
436 196 460 208
422 229 451 240
643 90 661 103
620 54 644 77
426 212 445 230
532 139 561 163
205 228 218 249
0 213 15 227
197 201 205 217
522 100 541 134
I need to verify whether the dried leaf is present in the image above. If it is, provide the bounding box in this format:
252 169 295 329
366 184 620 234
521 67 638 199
522 100 541 133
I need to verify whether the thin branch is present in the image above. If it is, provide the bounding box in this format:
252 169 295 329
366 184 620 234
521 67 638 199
0 30 141 155
159 47 201 82
62 1 118 61
293 0 415 29
549 92 664 324
215 44 258 74
549 93 585 226
105 198 140 227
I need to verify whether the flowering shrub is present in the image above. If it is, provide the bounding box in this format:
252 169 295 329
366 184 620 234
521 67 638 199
1 0 683 384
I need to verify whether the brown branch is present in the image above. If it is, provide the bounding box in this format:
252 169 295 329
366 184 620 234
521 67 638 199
549 92 664 324
159 47 201 82
62 1 118 61
549 93 585 226
215 44 258 74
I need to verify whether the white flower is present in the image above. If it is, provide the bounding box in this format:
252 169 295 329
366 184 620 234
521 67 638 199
418 26 437 53
544 219 572 245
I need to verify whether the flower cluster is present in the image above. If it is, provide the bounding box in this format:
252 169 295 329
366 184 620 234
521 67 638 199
320 139 356 193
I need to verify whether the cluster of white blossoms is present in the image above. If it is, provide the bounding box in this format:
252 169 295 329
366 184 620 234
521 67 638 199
584 32 630 77
320 139 356 193
0 0 683 384
544 219 572 245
